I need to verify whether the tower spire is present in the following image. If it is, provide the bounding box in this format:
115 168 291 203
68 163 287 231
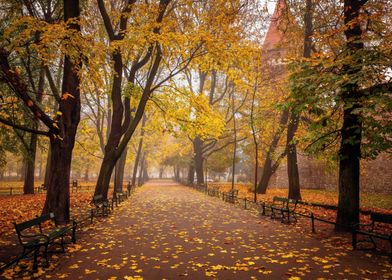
263 0 286 50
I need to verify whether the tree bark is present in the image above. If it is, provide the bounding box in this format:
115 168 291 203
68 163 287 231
94 0 169 199
187 161 195 185
138 153 145 186
335 0 364 231
250 84 258 202
159 167 164 179
286 110 301 200
84 166 89 181
231 96 237 190
143 162 149 182
286 0 313 200
257 109 289 193
132 114 146 186
193 136 204 185
23 132 37 194
42 0 81 223
114 146 127 194
258 155 273 194
23 66 44 194
44 145 52 187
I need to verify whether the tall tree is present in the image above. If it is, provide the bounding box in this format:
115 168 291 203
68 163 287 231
335 0 366 230
286 0 313 200
132 114 147 186
0 0 82 223
43 0 82 222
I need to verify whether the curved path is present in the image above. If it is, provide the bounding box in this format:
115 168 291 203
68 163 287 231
13 180 392 279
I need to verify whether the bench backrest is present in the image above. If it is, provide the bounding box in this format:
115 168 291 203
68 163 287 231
228 189 238 195
272 196 286 203
272 197 297 208
93 194 103 202
371 213 392 224
14 213 54 232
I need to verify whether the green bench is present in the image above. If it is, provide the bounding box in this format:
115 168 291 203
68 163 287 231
352 212 392 262
37 184 47 193
113 191 128 206
269 196 298 224
224 189 239 204
92 194 113 217
13 213 76 271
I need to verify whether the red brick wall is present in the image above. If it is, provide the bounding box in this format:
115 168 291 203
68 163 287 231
269 153 392 194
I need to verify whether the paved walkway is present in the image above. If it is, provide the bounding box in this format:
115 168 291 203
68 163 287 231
6 180 392 279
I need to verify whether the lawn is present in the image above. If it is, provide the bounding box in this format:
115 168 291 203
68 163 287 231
209 183 392 211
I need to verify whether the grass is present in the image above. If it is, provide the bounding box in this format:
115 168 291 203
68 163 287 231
0 181 97 194
209 183 392 211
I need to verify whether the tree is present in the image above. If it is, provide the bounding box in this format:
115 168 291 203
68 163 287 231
0 0 83 223
289 0 392 230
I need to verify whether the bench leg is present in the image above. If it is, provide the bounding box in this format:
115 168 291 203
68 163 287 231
72 221 77 243
352 230 357 249
60 236 65 253
32 248 39 271
280 209 285 223
16 248 25 266
44 244 49 267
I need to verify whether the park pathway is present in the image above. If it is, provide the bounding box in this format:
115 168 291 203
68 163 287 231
30 181 392 279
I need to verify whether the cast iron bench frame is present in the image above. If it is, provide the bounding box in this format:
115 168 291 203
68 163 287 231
269 196 298 224
13 213 76 271
224 189 239 204
92 194 113 217
352 212 392 262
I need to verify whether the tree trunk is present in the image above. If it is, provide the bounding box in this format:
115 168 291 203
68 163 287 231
335 0 364 231
84 166 89 181
114 146 127 193
23 132 37 194
250 84 258 202
42 0 81 223
93 0 169 199
193 136 204 185
44 145 52 187
20 159 26 181
38 151 43 180
138 154 145 186
187 161 195 185
258 155 273 194
132 115 146 186
257 109 289 193
231 108 237 190
159 167 164 179
94 49 124 198
287 110 301 200
287 0 313 200
143 162 149 182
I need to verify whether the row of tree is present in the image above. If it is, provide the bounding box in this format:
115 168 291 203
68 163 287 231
0 0 391 232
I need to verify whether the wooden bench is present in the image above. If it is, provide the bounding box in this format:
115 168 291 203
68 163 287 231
224 189 239 204
207 187 219 197
37 184 47 193
352 212 392 262
92 194 112 217
270 196 298 224
71 180 79 193
13 213 76 271
113 191 127 206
